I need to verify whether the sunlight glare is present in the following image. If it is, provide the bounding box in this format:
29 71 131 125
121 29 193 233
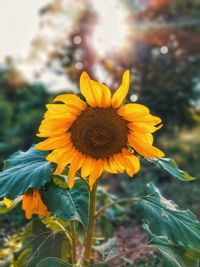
91 0 130 57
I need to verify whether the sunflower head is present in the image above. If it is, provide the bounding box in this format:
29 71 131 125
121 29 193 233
36 70 164 190
22 189 49 219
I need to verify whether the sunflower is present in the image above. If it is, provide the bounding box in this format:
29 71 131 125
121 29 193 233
22 189 49 219
3 190 48 219
36 70 164 190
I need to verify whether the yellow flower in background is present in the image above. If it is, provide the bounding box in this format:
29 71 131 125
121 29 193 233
36 70 164 190
3 197 12 208
22 189 49 219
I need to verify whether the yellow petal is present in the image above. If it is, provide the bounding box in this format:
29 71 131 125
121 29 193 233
113 154 125 169
37 118 73 137
122 149 140 176
89 159 103 191
128 122 162 133
51 147 77 174
134 133 154 145
114 152 137 176
108 157 118 173
109 156 124 173
116 153 135 177
111 70 130 109
35 133 71 151
91 80 111 108
46 104 82 116
68 153 85 188
80 72 102 108
54 94 86 110
103 159 117 174
44 110 77 121
133 114 162 125
81 156 93 178
3 197 12 208
117 103 149 121
47 146 73 163
128 134 165 158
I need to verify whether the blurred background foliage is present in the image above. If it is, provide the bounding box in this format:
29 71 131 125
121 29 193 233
0 0 200 265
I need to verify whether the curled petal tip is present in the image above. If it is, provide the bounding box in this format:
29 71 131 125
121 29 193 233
124 69 130 76
80 71 89 80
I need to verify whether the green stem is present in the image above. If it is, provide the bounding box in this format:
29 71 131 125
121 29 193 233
70 221 77 265
83 182 98 265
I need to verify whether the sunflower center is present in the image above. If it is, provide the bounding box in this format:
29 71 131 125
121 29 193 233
70 107 128 158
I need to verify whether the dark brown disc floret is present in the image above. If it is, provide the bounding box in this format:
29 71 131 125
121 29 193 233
70 107 129 158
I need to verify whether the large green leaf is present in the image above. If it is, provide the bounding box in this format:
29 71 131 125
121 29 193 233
137 183 200 248
147 231 199 267
137 183 200 266
14 218 70 267
44 179 89 228
148 158 195 181
0 146 55 199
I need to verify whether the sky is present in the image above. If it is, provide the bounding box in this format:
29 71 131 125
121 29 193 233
0 0 50 62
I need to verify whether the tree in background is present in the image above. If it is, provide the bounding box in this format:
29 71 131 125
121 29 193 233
26 0 200 132
0 68 49 165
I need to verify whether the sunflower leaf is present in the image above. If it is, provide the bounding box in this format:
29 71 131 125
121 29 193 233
44 179 89 228
0 146 55 199
14 218 70 267
52 175 69 189
147 231 200 267
148 157 195 181
137 183 200 265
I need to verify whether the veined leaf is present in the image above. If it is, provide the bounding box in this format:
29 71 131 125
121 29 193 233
36 257 72 267
147 231 200 267
0 146 55 199
14 247 32 267
44 179 89 228
137 183 200 248
148 158 195 181
42 217 69 233
14 218 70 267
